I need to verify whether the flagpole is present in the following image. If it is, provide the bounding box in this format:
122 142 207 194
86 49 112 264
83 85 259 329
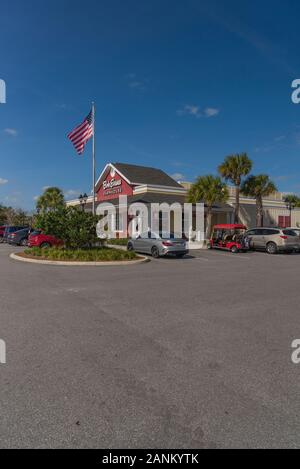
92 102 96 215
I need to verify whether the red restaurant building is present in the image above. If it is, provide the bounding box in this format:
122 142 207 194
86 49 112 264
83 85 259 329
67 162 235 244
68 162 300 242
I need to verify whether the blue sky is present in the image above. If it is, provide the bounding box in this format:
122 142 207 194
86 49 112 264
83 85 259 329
1 0 300 210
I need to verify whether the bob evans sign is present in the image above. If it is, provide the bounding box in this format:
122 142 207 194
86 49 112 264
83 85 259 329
0 79 6 104
103 177 122 196
103 178 122 191
97 168 133 201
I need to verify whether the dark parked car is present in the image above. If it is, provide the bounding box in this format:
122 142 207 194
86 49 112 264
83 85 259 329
7 227 32 246
1 226 28 243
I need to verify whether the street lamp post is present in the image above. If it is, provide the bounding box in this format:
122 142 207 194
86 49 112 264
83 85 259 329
286 200 296 226
79 193 88 212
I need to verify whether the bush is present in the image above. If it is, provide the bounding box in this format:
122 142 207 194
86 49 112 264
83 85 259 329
24 247 138 262
107 238 129 246
35 207 100 249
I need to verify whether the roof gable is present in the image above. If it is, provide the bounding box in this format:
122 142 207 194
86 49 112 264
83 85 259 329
113 162 183 188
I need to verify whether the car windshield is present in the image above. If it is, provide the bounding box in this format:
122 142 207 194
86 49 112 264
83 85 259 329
30 231 41 236
283 229 298 236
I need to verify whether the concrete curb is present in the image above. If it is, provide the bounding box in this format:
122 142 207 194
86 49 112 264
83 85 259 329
106 243 127 251
10 252 150 267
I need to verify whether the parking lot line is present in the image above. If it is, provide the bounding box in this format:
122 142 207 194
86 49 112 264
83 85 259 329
206 252 252 260
191 256 210 261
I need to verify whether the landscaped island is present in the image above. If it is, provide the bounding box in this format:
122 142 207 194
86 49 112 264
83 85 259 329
22 246 138 262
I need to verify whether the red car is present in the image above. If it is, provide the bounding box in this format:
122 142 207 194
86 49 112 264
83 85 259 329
28 231 63 248
0 225 6 238
209 224 249 253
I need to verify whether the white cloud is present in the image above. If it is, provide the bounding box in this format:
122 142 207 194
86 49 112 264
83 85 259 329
204 107 220 117
39 188 81 200
4 128 18 136
129 81 143 89
274 135 286 142
254 133 290 153
4 192 21 204
0 178 8 185
64 189 81 200
170 173 185 181
126 73 147 91
177 105 220 119
177 105 201 118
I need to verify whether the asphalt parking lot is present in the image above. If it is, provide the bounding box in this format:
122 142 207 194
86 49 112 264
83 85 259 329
1 243 300 448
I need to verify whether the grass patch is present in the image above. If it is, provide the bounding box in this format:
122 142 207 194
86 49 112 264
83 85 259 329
23 246 138 262
106 238 129 246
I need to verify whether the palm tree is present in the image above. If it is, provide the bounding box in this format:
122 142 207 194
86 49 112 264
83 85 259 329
188 175 229 238
218 153 252 223
36 187 65 213
283 194 300 207
241 175 277 227
283 194 300 225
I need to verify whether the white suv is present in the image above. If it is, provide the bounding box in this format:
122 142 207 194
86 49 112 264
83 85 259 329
245 228 300 254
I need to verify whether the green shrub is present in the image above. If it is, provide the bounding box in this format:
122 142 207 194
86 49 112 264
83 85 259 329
24 247 138 262
35 207 101 249
107 238 129 246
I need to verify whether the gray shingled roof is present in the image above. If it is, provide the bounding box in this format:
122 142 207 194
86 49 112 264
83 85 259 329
113 162 183 188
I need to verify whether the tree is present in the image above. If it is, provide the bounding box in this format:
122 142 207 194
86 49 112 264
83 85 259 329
218 153 252 223
188 175 229 238
0 204 6 225
241 175 277 227
283 194 300 225
36 187 65 213
12 208 29 225
283 194 300 206
0 204 33 226
35 206 100 249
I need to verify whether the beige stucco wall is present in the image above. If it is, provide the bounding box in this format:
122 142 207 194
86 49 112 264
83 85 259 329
238 203 300 228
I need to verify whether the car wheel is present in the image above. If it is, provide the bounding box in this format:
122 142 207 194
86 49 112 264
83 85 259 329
127 242 134 251
266 242 277 255
40 242 51 249
231 245 238 254
151 246 160 258
20 238 27 247
176 253 185 258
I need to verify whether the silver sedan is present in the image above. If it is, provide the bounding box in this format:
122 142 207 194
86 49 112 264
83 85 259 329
127 231 189 258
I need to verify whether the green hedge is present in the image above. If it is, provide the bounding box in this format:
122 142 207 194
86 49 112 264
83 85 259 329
24 246 137 262
107 238 129 246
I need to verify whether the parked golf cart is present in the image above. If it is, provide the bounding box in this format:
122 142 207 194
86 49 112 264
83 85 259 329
209 224 249 253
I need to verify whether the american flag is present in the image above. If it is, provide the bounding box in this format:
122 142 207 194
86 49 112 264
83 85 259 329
67 109 94 155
